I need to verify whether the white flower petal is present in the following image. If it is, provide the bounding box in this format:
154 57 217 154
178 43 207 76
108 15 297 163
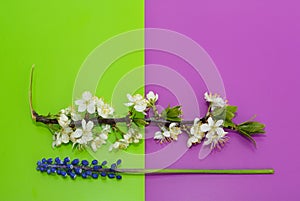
87 103 95 114
204 92 212 102
78 104 86 112
82 91 92 101
75 99 84 106
81 119 86 130
72 129 83 138
113 142 120 149
61 134 70 144
200 123 211 132
163 131 171 137
193 117 200 125
100 133 108 140
146 91 155 99
169 123 177 129
154 131 163 140
215 119 224 127
206 131 214 138
216 127 225 135
127 94 134 102
124 102 134 107
207 117 214 127
134 104 146 112
86 121 94 131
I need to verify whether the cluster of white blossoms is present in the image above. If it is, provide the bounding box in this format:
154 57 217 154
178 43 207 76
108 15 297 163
52 91 156 152
109 128 143 151
187 93 228 149
204 92 227 111
52 91 114 151
125 91 159 113
187 117 228 149
52 90 228 152
154 123 182 142
75 91 114 117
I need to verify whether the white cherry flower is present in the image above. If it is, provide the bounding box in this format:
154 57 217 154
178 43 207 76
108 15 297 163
53 127 73 147
58 114 70 128
75 91 96 114
187 118 205 148
68 106 82 121
91 134 107 152
123 128 143 144
204 92 227 110
60 107 71 115
71 119 94 145
109 139 129 151
124 94 147 113
146 91 158 104
90 124 111 152
154 127 170 141
169 123 182 141
96 98 114 118
200 117 228 149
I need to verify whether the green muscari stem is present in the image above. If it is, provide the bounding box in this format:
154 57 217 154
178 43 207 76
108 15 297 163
117 168 274 175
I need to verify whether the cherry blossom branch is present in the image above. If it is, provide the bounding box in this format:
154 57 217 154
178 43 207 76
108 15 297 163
29 66 265 156
32 111 195 127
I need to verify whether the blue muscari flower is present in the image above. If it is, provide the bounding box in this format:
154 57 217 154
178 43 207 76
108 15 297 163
93 165 102 171
108 173 115 179
71 159 80 165
36 157 123 180
64 157 70 164
61 171 67 177
111 163 117 170
81 173 87 179
74 167 82 175
67 164 74 170
92 173 99 179
51 168 56 173
55 157 61 164
116 159 122 166
86 170 92 176
92 160 98 165
69 172 76 179
81 160 89 166
47 158 53 164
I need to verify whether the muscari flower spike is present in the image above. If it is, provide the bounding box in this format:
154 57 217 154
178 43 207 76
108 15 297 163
36 157 122 180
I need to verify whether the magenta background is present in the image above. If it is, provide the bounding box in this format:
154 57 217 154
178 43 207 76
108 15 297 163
145 0 300 201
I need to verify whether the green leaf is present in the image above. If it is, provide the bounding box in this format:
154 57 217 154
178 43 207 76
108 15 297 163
238 129 257 148
161 105 182 122
226 105 237 113
223 120 235 128
166 117 181 122
237 121 265 135
212 105 238 123
133 118 149 127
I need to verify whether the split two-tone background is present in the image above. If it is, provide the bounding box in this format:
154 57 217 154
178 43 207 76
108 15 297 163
1 1 300 200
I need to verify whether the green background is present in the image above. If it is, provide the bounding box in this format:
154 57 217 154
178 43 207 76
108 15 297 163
0 1 144 200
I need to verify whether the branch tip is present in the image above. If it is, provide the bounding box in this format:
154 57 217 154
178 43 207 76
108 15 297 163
29 64 36 121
